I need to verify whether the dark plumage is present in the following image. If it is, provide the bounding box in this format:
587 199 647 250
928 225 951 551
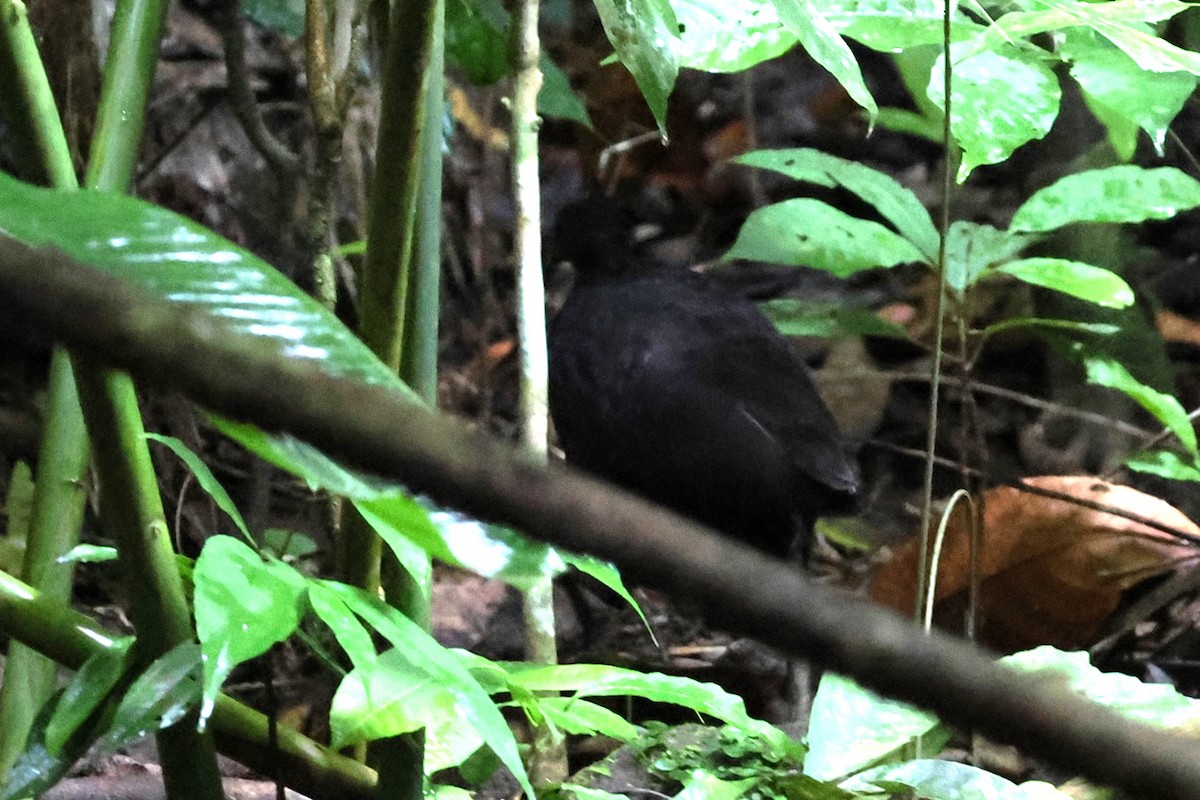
547 197 859 558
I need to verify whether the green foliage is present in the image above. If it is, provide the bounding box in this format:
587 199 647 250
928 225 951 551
594 0 1198 177
146 433 254 543
806 648 1200 798
622 722 815 800
728 153 1200 464
1 640 203 800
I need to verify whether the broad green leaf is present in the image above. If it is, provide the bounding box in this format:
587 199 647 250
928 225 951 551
503 662 784 743
536 696 641 741
735 148 937 260
320 581 533 797
847 759 1073 799
194 536 307 725
725 198 924 275
673 0 796 72
561 552 649 631
0 171 412 394
805 673 942 780
445 0 591 125
972 0 1187 50
760 299 908 338
945 220 1029 292
1060 28 1195 159
1085 356 1197 456
1123 450 1200 482
146 433 252 543
593 0 680 136
929 45 1060 181
772 0 877 123
1126 450 1200 483
875 107 943 142
309 582 378 670
332 651 471 759
209 417 400 498
1010 165 1200 233
446 0 510 84
829 1 983 51
676 772 756 800
540 55 593 128
98 643 204 752
1004 647 1200 729
43 638 135 756
2 696 85 800
994 258 1134 308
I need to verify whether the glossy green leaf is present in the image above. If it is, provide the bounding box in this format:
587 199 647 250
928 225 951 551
536 696 641 741
593 0 680 136
673 0 795 72
994 258 1135 309
945 221 1030 292
0 171 411 395
929 45 1060 181
319 581 533 796
1060 28 1195 159
725 198 925 276
146 433 252 543
503 662 784 743
874 106 943 142
970 0 1187 50
332 650 466 751
561 552 649 630
1010 166 1200 233
98 643 204 752
825 0 981 52
772 0 877 123
309 582 378 670
736 148 937 260
805 673 942 780
1085 356 1198 456
43 638 135 756
1125 450 1200 483
1004 646 1200 728
2 696 83 800
193 536 307 725
209 417 400 498
760 299 907 339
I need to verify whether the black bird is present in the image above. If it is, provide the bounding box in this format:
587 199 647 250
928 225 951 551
547 197 859 558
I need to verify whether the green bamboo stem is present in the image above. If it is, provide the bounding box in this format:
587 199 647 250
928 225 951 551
0 568 378 800
0 0 75 186
0 352 90 774
0 0 92 776
77 0 225 794
351 0 438 786
399 0 444 408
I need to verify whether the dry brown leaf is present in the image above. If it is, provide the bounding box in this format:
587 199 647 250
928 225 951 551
870 476 1199 652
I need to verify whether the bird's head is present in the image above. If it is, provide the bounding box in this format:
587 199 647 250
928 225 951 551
549 195 637 277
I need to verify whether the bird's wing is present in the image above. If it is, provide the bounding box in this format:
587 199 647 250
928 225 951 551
636 305 860 497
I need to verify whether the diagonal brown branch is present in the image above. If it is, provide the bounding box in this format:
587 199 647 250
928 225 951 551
3 237 1200 800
